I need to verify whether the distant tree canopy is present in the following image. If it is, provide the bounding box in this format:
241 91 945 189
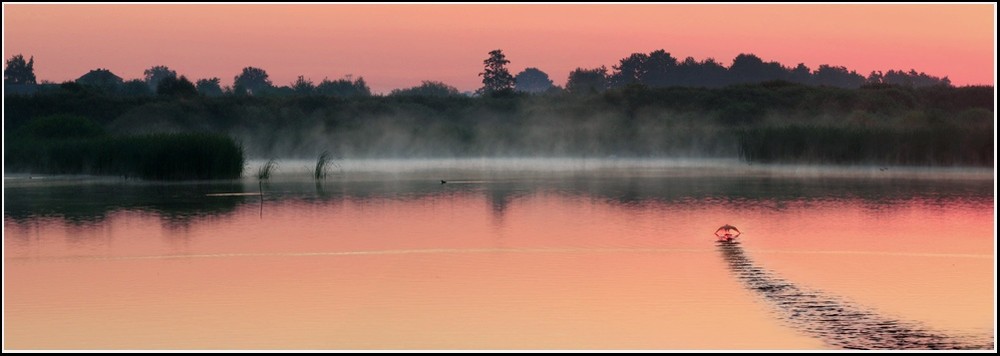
195 77 224 96
812 64 865 88
566 66 609 94
4 54 36 85
291 75 315 95
676 56 728 87
606 50 681 88
514 68 554 93
728 53 785 85
121 79 152 97
143 65 177 90
4 49 959 99
389 80 461 97
157 75 198 97
316 76 371 97
789 63 813 84
233 66 272 95
609 52 649 88
581 49 951 92
76 68 123 92
477 49 515 96
873 69 952 87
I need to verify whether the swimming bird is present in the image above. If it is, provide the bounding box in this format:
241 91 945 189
715 224 741 241
441 180 447 184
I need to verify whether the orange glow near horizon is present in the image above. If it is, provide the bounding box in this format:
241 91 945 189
2 4 995 93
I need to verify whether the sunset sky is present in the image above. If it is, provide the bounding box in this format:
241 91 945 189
2 3 995 94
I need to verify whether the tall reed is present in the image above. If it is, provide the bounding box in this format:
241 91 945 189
256 158 277 180
314 151 333 180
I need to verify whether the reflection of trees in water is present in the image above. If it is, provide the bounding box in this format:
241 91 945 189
487 187 513 218
4 181 246 232
562 175 992 212
5 176 991 236
717 241 993 350
486 183 530 225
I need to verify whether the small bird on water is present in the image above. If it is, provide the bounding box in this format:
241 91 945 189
715 224 741 241
441 180 447 184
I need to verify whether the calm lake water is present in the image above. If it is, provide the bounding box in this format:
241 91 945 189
3 159 995 350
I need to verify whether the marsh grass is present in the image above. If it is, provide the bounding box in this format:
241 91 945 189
313 151 342 180
256 158 277 180
6 132 245 180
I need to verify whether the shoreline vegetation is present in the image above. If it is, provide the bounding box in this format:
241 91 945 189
4 83 992 179
5 115 244 180
3 50 993 180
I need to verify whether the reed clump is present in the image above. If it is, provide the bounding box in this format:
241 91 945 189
256 158 277 180
314 151 335 180
6 116 245 180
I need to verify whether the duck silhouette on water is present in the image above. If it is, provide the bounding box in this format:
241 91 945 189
715 224 741 241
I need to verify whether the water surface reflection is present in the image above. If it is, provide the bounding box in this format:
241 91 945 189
717 241 994 349
4 168 994 349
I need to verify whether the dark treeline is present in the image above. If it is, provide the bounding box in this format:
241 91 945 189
5 50 953 97
4 81 993 166
587 51 952 91
3 50 992 173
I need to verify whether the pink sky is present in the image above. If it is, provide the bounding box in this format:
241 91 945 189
3 4 995 93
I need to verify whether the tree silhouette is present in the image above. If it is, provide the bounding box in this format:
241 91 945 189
514 68 554 93
76 68 123 92
642 49 678 87
389 80 461 97
696 58 730 87
565 66 608 94
610 53 648 88
608 50 679 88
157 75 198 97
233 66 272 95
880 69 951 88
291 75 315 95
316 75 371 97
143 65 177 90
789 63 813 85
4 48 958 99
673 56 728 87
813 64 865 88
477 49 515 96
865 71 884 85
4 54 36 85
729 53 786 85
195 77 223 96
675 57 700 87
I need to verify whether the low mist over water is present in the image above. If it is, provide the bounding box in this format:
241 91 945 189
238 157 993 180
